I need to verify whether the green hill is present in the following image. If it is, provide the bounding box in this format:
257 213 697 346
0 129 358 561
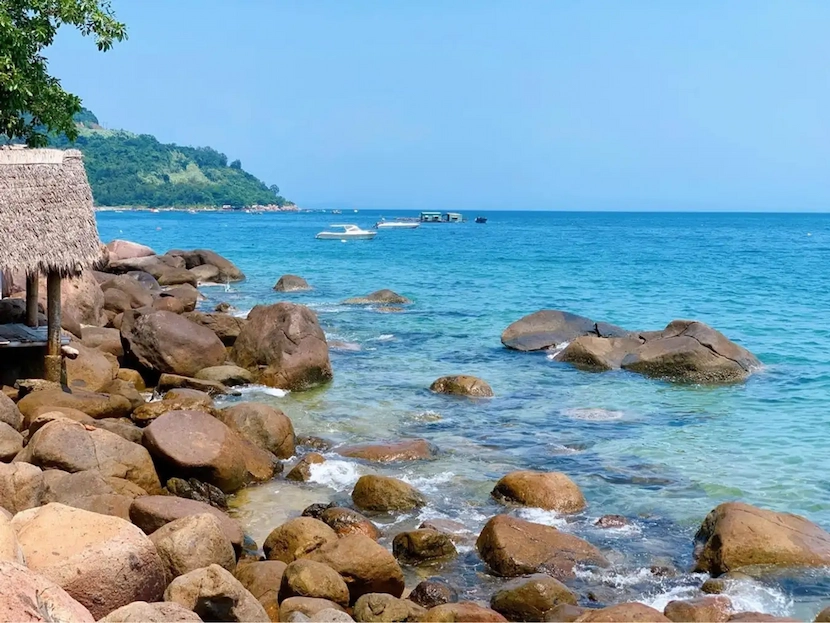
47 109 288 208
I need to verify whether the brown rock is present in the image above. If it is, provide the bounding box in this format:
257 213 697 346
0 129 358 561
544 604 590 622
17 388 131 420
476 515 608 579
98 601 202 622
166 476 228 509
492 471 586 513
218 402 296 458
184 249 245 282
230 303 333 391
430 375 494 397
574 603 671 622
81 326 124 357
423 602 508 622
490 575 578 622
0 421 23 461
307 534 405 603
320 507 381 540
279 559 350 607
409 578 458 609
0 462 46 513
392 529 457 564
337 439 435 462
183 310 247 346
0 511 23 563
664 596 732 622
502 310 627 352
65 341 118 392
150 513 236 584
100 379 145 411
234 560 287 622
239 438 279 483
41 469 147 513
418 519 470 541
0 560 95 622
158 373 228 396
12 503 166 619
129 495 243 549
102 275 155 309
263 517 338 563
343 290 411 305
161 283 201 311
297 435 334 451
353 593 425 622
190 263 221 283
117 368 147 390
196 365 255 386
556 335 643 371
27 406 95 434
0 391 23 431
164 564 269 622
352 475 426 512
595 515 631 529
693 502 830 575
287 453 326 481
728 614 798 622
92 417 144 444
275 274 312 292
280 598 346 622
816 607 830 623
61 271 107 327
106 240 155 262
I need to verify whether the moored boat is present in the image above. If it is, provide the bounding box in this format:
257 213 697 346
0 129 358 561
475 216 487 223
375 220 420 229
315 224 377 240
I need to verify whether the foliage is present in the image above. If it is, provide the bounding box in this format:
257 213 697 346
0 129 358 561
0 0 126 146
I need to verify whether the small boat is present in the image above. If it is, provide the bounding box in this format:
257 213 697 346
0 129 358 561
375 220 420 229
475 216 487 223
331 209 342 215
315 224 377 240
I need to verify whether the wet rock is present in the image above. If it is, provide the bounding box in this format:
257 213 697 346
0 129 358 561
263 517 338 563
106 240 155 262
0 560 95 622
196 365 255 386
183 311 246 347
502 310 626 352
816 607 830 623
595 515 631 528
693 502 830 575
544 604 590 622
490 575 578 621
230 303 333 391
727 614 798 622
129 495 244 549
18 387 132 420
302 502 337 519
343 289 411 305
280 598 346 622
423 602 508 622
392 529 457 565
419 518 470 541
164 564 269 622
167 476 228 509
352 593 425 622
275 274 312 292
215 301 233 313
556 335 644 371
351 474 426 512
492 470 586 513
234 560 287 621
297 435 333 451
337 438 435 462
409 578 458 609
151 513 236 584
218 402 296 459
142 409 248 493
664 596 732 622
307 534 406 602
99 601 202 622
430 375 494 397
320 507 381 540
157 373 228 396
476 515 608 579
0 421 23 461
287 453 325 481
12 503 166 618
0 462 46 513
573 603 671 622
279 559 350 607
0 391 23 431
81 326 124 357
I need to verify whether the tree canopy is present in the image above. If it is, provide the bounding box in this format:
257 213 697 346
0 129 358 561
0 0 126 146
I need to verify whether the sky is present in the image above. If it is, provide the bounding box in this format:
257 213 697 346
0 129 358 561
49 1 830 211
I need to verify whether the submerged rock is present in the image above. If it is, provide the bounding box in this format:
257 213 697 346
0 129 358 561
408 578 459 609
429 375 494 397
337 438 435 462
574 603 670 622
392 529 457 565
275 274 312 292
491 470 586 513
343 289 411 305
422 602 507 622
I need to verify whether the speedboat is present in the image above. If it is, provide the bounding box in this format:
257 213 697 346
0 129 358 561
315 224 377 240
475 216 487 223
375 220 420 229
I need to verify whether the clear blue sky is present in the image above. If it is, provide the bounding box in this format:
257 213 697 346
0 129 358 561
49 1 830 211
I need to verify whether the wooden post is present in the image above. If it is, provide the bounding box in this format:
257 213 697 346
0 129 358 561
25 273 39 327
44 271 62 383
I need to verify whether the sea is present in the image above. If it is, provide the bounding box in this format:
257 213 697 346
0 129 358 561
97 210 830 619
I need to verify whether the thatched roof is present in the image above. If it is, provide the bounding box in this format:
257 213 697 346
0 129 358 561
0 146 102 277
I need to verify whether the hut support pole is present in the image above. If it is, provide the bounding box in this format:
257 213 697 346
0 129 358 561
45 271 62 383
25 273 39 327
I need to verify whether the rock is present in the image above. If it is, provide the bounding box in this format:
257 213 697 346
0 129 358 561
166 476 228 509
430 375 494 397
217 402 296 458
156 265 199 287
142 409 248 493
320 507 381 540
352 593 425 622
16 419 161 493
117 368 147 390
298 435 334 451
127 270 162 291
0 421 23 461
307 534 405 603
238 438 279 483
183 311 246 347
100 379 145 411
150 513 236 583
337 439 436 462
190 263 221 282
544 604 590 622
17 387 131 420
280 598 346 622
392 529 457 564
196 365 255 386
263 517 338 563
664 596 732 623
490 575 578 622
279 559 350 607
12 503 166 618
274 274 312 292
409 578 458 609
0 391 23 431
0 560 95 622
492 471 586 513
157 373 228 396
419 519 470 541
101 275 155 310
131 389 216 425
816 607 830 623
162 283 201 308
99 602 202 622
312 609 354 622
190 249 245 282
0 462 46 513
573 604 671 622
476 515 608 579
129 495 243 549
351 475 426 512
234 560 287 621
422 602 508 622
0 511 24 562
215 301 232 313
555 336 643 371
164 387 216 409
153 295 191 315
728 613 798 622
502 310 627 352
40 469 146 514
81 326 125 357
693 502 830 575
14 378 62 398
595 515 631 529
620 321 761 383
343 290 411 305
62 272 107 327
164 564 269 622
65 341 117 392
230 303 332 391
287 453 325 481
106 240 156 262
27 406 94 434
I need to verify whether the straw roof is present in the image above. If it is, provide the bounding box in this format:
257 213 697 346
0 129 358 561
0 146 102 277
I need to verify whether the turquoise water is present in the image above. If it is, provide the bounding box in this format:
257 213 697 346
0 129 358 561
98 211 830 618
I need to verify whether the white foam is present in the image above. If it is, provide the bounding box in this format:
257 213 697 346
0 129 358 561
574 566 660 588
308 460 364 491
231 308 251 318
370 334 395 342
400 471 455 493
722 579 794 617
515 507 569 529
562 407 625 421
546 341 570 359
232 385 289 398
643 585 701 611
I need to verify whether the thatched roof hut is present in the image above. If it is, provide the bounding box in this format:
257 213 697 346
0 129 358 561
0 146 102 277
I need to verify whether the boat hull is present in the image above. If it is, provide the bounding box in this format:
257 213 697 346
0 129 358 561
375 222 419 229
316 232 377 240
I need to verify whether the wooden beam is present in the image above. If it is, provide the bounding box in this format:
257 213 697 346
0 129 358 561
25 273 39 327
45 271 62 383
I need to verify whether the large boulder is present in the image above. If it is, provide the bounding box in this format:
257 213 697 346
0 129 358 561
230 303 333 391
664 596 732 623
0 462 46 513
81 326 124 357
279 598 347 621
275 274 312 292
476 515 608 579
352 593 425 622
693 502 830 575
0 560 95 622
279 559 350 607
343 289 411 305
490 575 578 622
192 249 245 282
62 271 107 327
106 240 156 262
430 375 494 397
263 517 338 564
164 564 269 622
99 602 202 622
491 471 586 513
337 439 435 462
121 310 227 377
502 310 626 352
307 534 405 603
0 391 23 431
129 495 243 549
556 335 645 371
183 311 246 347
16 419 162 494
150 513 236 584
12 503 166 618
0 421 23 461
409 579 458 610
217 402 296 458
392 529 457 565
157 373 228 396
573 603 670 622
196 365 255 386
101 275 155 310
234 560 287 621
65 341 117 392
142 410 249 493
320 507 381 540
422 603 507 622
351 475 426 512
18 387 132 421
40 469 147 520
0 511 24 562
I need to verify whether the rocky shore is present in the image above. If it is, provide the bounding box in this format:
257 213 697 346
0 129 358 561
0 239 826 622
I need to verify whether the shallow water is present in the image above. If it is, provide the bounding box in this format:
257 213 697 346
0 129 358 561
98 210 830 619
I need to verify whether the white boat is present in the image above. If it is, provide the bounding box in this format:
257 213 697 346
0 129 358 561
315 224 377 240
375 220 419 229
